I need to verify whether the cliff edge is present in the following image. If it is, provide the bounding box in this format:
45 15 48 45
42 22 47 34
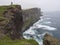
0 5 59 45
0 5 42 39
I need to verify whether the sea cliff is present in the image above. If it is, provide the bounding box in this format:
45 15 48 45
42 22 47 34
0 5 59 45
0 5 42 39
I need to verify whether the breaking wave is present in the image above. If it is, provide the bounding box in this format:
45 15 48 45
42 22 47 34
23 15 57 45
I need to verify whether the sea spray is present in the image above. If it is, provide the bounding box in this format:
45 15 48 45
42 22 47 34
23 16 56 45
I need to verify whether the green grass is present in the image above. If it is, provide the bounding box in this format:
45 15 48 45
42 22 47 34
0 6 7 16
0 5 17 16
0 36 38 45
0 5 38 45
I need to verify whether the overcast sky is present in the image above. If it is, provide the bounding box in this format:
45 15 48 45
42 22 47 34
0 0 60 12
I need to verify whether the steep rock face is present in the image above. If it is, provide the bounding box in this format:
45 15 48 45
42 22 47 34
2 5 42 39
0 5 60 45
3 5 23 39
43 34 60 45
22 8 42 31
22 8 42 22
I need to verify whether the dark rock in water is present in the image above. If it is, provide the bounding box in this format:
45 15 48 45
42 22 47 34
43 34 60 45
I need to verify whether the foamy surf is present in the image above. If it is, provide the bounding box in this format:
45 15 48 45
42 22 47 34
23 17 57 45
35 24 56 31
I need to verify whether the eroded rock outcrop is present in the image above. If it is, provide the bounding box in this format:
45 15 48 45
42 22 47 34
2 5 42 39
0 4 42 39
43 34 60 45
3 5 23 39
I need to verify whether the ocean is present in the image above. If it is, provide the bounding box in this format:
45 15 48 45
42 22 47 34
23 11 60 45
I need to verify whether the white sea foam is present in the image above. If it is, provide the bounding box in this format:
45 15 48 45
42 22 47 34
23 30 52 45
23 16 57 45
24 27 35 35
35 24 56 31
43 21 51 24
33 19 44 25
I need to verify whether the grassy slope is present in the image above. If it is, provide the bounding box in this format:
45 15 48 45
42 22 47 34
0 36 38 45
0 5 38 45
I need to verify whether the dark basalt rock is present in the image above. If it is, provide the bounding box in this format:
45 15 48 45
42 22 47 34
43 34 60 45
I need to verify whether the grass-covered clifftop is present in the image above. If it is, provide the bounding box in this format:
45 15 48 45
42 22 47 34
0 5 59 45
0 5 16 16
0 35 38 45
0 5 42 31
0 6 7 16
0 5 39 45
0 29 38 45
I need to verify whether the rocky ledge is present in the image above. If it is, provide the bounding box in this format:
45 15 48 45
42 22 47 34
43 34 60 45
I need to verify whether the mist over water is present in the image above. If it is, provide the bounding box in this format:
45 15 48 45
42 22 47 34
23 11 60 45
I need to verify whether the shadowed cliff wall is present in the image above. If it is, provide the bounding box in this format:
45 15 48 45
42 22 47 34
22 8 42 31
0 5 42 39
